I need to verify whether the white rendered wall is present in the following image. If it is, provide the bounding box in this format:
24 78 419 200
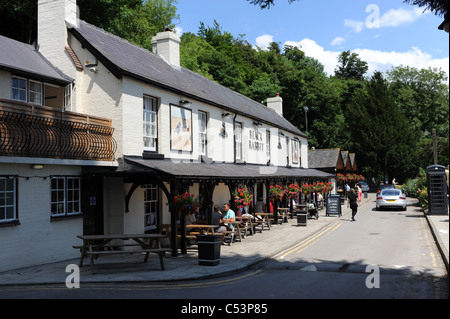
0 163 82 271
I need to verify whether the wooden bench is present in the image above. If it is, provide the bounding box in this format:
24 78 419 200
84 248 172 274
214 230 238 245
73 243 142 251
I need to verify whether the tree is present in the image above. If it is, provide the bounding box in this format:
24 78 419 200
386 65 449 137
247 0 299 9
334 51 368 81
0 0 37 44
347 72 419 181
79 0 179 51
403 0 447 17
0 0 179 51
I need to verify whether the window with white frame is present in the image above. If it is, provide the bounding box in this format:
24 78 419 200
266 130 271 163
291 139 300 164
51 177 81 216
0 177 17 223
144 184 159 231
235 122 243 161
143 96 158 151
285 136 290 165
11 76 27 102
64 84 72 111
29 80 43 105
198 111 207 156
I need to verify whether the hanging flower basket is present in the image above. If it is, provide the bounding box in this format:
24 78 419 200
313 182 325 193
286 183 300 199
233 188 253 208
345 173 354 181
336 173 346 182
173 193 200 215
325 182 334 193
269 185 286 202
301 184 314 195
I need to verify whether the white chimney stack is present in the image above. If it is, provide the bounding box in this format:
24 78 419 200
267 93 283 116
151 30 181 69
38 0 79 78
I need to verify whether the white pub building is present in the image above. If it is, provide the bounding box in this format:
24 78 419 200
0 0 331 270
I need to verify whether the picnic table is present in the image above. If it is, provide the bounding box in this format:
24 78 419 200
236 216 255 238
74 233 170 274
254 212 271 231
185 224 217 235
277 208 290 223
225 220 244 244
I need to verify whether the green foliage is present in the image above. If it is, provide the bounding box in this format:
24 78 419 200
334 51 369 81
0 0 36 43
387 65 449 137
78 0 179 51
179 21 449 181
346 72 420 180
402 169 429 209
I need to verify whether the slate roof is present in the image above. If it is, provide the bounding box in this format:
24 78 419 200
349 153 357 171
0 35 72 85
341 150 351 170
69 21 305 138
308 148 342 169
124 156 333 180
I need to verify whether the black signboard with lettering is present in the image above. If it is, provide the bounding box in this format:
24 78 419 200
326 194 342 216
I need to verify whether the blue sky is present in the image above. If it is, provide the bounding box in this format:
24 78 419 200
174 0 449 79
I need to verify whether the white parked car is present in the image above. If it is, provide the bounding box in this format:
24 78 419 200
376 189 407 211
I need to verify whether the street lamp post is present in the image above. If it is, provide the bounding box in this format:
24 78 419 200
303 106 309 135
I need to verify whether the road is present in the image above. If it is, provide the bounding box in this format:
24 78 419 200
0 200 447 303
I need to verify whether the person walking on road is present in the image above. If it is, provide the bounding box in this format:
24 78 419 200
348 188 358 221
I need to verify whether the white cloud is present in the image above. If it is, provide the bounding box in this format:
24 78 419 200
283 39 449 81
255 34 274 50
344 19 364 33
378 7 427 28
346 7 430 33
174 26 183 36
285 38 340 76
331 37 345 46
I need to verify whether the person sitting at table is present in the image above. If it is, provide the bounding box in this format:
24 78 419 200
186 210 198 225
223 203 236 229
212 205 226 233
212 204 227 244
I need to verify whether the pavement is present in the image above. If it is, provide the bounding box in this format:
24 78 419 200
0 193 447 286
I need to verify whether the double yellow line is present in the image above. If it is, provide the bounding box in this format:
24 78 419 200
274 220 343 260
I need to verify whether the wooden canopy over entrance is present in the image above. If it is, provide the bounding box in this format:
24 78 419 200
117 156 333 256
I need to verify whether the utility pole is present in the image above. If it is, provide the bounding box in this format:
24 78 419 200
432 128 438 164
303 106 309 135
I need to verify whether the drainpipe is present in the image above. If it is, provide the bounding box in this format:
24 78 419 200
233 112 237 164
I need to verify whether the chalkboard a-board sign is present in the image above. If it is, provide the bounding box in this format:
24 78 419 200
326 195 342 216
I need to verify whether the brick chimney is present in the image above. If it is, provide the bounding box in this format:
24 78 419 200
267 93 283 116
151 29 181 69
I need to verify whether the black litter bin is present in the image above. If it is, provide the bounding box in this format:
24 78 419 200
296 212 307 226
196 235 221 266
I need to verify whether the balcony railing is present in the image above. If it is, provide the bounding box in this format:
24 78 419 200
0 99 116 162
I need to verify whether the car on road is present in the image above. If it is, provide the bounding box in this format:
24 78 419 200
376 184 394 194
358 181 370 192
376 189 407 211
